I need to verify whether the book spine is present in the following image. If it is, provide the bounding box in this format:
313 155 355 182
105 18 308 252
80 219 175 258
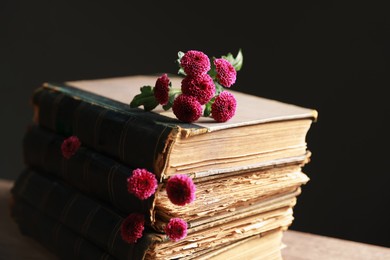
10 198 116 260
11 169 165 260
23 125 154 217
32 87 178 179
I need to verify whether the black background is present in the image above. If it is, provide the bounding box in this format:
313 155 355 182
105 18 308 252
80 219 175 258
1 0 389 248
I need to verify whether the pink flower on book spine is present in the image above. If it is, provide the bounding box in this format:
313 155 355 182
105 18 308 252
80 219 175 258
127 168 158 200
172 94 202 123
214 58 237 88
181 74 215 105
61 136 81 159
165 218 188 242
154 73 170 105
120 213 145 244
166 174 196 206
180 50 210 76
211 91 237 122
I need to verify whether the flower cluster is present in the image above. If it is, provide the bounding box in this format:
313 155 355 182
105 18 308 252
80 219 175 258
130 49 243 123
122 169 195 244
59 134 195 244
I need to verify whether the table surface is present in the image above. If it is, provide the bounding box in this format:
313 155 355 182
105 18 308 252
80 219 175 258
1 179 389 260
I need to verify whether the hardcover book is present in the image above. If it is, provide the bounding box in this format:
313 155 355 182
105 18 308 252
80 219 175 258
11 196 286 260
11 169 294 259
32 75 317 180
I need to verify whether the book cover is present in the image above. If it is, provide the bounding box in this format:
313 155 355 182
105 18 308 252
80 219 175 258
32 74 317 180
10 198 116 260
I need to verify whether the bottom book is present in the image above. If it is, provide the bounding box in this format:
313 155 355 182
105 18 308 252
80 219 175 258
10 198 116 260
11 169 291 259
11 197 284 260
10 196 283 260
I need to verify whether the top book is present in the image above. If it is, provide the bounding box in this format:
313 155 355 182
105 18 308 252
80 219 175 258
32 74 318 180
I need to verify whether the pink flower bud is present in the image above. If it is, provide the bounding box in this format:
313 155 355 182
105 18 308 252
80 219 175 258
127 168 158 200
165 218 188 242
120 213 145 244
61 136 81 159
166 174 196 206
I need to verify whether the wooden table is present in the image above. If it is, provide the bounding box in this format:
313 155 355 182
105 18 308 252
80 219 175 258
1 179 389 260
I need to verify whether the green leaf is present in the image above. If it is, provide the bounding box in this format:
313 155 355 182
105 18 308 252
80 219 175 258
162 88 181 111
222 49 243 71
162 103 172 111
140 85 153 95
214 82 224 95
203 97 215 117
162 93 175 111
143 99 159 111
178 67 186 76
177 51 185 60
222 53 235 63
208 59 217 79
129 85 159 111
177 51 186 76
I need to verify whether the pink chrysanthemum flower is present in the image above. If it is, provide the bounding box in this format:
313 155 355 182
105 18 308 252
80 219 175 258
154 73 170 105
120 213 145 244
181 74 215 105
61 136 81 159
166 174 196 206
165 218 188 242
211 91 237 122
214 58 237 88
180 50 210 76
172 94 202 123
127 168 158 200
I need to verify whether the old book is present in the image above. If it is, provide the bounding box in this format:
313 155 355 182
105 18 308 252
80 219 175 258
11 197 285 260
32 75 317 180
23 125 309 232
11 169 297 259
10 198 116 260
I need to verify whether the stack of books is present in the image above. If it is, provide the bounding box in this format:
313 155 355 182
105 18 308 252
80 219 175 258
10 75 317 259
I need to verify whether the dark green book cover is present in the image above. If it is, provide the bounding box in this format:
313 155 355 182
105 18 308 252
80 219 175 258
10 198 116 260
11 169 165 260
23 125 154 218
